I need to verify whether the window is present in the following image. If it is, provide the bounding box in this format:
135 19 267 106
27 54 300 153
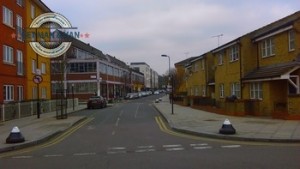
17 0 23 6
32 87 37 99
231 82 240 98
16 15 23 41
261 38 275 57
219 84 224 98
30 4 35 19
3 45 14 64
230 45 239 62
201 60 205 70
202 85 206 96
17 86 24 101
194 86 199 96
4 85 14 101
193 63 198 72
17 50 23 75
41 63 46 74
218 53 223 65
32 59 36 73
3 6 13 27
250 83 262 99
41 87 47 99
289 30 295 51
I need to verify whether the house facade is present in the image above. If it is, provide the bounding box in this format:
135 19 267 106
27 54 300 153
0 0 26 103
25 0 51 100
176 11 300 119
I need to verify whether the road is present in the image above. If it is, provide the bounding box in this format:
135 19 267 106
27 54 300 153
1 94 300 169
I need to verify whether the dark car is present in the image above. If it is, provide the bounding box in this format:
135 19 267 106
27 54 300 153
87 96 107 109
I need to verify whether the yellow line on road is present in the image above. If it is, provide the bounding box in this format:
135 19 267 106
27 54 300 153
0 117 94 158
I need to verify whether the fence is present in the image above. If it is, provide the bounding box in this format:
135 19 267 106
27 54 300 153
0 98 79 122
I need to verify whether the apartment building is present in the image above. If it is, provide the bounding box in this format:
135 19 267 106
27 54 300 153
176 11 300 119
25 0 51 100
130 62 154 90
0 0 26 103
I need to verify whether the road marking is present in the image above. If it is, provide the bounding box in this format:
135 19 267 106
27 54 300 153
193 146 212 150
109 147 126 150
12 156 32 159
44 154 63 158
115 117 120 127
112 131 116 135
134 104 141 118
163 144 182 148
137 145 155 149
119 110 124 117
190 143 208 147
165 147 185 151
221 145 241 148
73 152 96 156
107 151 126 154
135 149 156 153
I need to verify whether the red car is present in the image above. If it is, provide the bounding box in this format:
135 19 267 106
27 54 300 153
87 96 107 109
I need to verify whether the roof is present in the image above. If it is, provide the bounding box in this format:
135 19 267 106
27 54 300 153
243 61 300 81
175 56 198 66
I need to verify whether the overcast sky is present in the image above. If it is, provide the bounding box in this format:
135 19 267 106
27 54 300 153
42 0 299 75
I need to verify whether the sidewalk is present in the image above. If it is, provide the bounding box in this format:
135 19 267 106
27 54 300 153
154 96 300 143
0 105 87 153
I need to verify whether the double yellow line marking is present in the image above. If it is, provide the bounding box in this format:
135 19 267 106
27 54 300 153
0 117 94 158
155 116 203 140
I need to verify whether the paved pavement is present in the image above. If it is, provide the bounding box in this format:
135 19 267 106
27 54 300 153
1 96 300 154
0 105 87 153
154 96 300 143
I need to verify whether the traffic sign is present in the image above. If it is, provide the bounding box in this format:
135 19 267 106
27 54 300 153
33 75 43 84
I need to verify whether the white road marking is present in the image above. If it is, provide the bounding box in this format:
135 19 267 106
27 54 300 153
134 104 141 118
109 147 126 150
44 154 63 158
163 144 182 148
119 110 124 117
73 152 96 156
137 145 155 149
115 117 120 127
221 145 241 148
107 151 126 154
12 156 32 159
165 147 185 151
193 146 212 150
190 143 208 147
112 131 116 135
135 149 156 153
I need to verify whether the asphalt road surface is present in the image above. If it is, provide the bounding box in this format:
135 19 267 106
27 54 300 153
1 94 300 169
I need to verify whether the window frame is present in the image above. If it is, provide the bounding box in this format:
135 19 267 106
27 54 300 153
250 83 263 100
4 85 14 101
3 45 14 64
17 50 24 75
231 82 240 98
288 30 295 52
219 84 224 98
3 6 13 27
16 15 23 41
230 45 239 62
261 38 275 58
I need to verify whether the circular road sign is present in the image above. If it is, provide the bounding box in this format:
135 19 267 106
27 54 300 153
33 75 43 84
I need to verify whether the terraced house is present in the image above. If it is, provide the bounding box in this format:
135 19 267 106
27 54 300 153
176 11 300 119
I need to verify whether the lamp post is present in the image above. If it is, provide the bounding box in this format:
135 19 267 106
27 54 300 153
72 83 74 110
161 54 174 115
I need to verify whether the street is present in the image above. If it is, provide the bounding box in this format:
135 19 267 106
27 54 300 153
1 95 300 169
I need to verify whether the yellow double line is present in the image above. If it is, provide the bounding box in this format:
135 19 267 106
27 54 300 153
0 117 94 158
155 116 204 140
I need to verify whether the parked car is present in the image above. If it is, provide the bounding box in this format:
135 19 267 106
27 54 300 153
87 96 107 109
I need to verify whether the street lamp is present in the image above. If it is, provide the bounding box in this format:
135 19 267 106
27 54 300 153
72 83 74 110
161 54 174 115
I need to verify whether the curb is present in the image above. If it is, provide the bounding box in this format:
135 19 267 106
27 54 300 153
152 103 300 143
0 116 87 154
